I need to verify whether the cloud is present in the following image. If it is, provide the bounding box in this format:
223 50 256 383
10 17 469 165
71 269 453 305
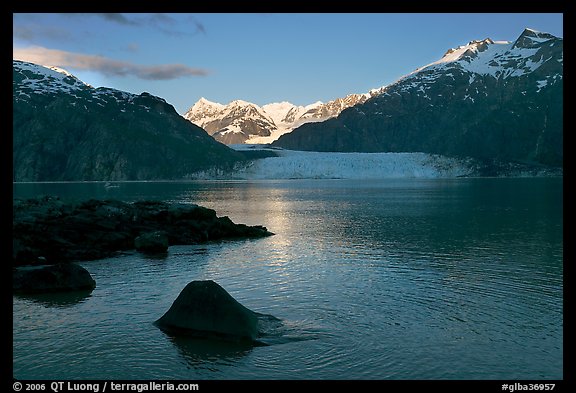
13 24 72 42
13 46 209 80
59 13 205 37
186 15 206 35
59 13 136 26
95 13 137 25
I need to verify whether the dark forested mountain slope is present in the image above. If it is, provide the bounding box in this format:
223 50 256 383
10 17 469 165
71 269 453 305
273 29 563 168
13 60 244 181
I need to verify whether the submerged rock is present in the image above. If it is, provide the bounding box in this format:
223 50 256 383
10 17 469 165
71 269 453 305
13 263 96 294
155 280 274 342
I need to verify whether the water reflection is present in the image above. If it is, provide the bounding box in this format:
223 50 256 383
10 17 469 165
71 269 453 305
12 179 563 379
14 289 93 308
140 251 169 261
170 247 210 257
163 333 254 371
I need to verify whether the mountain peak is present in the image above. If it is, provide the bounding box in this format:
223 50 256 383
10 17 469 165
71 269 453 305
437 38 496 65
266 101 294 106
198 96 220 105
229 99 253 107
272 28 562 168
467 38 494 47
13 60 91 97
513 28 559 49
305 101 324 110
189 97 224 111
521 27 556 38
262 101 298 125
400 28 561 83
47 65 74 78
185 93 370 145
13 60 243 181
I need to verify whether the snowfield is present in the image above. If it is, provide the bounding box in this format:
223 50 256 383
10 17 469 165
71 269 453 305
193 146 476 179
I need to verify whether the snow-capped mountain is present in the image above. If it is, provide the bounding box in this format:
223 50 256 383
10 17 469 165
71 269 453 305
273 28 563 168
184 98 277 144
185 97 225 124
184 91 375 144
261 101 300 125
13 60 244 181
14 60 92 97
396 28 561 92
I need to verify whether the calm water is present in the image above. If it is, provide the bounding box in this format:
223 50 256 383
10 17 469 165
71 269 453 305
13 178 563 379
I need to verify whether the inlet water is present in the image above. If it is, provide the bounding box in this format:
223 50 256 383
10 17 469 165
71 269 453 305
13 178 563 379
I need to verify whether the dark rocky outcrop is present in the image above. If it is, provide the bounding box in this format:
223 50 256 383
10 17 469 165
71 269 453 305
13 196 274 266
155 280 277 343
135 231 169 253
13 263 96 294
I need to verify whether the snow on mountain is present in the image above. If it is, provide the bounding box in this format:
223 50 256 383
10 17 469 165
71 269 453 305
184 99 278 144
13 60 167 112
184 92 375 145
13 60 244 181
184 97 225 123
261 101 297 125
222 100 274 124
395 28 562 92
418 38 541 78
13 60 90 98
47 65 79 79
273 28 563 168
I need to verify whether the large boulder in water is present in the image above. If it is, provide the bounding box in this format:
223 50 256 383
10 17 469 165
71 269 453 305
13 263 96 294
155 280 261 341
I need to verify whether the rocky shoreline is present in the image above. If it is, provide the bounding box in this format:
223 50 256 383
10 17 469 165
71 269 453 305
13 198 283 340
13 196 274 266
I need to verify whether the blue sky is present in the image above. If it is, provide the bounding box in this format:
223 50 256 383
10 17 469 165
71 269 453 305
13 13 563 115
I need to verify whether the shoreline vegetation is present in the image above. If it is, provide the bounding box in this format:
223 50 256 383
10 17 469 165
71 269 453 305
13 196 274 267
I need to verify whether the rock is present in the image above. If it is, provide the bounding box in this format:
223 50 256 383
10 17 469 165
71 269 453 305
13 263 96 294
155 280 261 341
13 197 274 266
134 231 169 253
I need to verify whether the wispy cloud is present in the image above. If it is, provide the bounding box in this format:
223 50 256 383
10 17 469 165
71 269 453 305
13 46 209 80
94 13 137 25
186 15 206 36
13 25 72 42
60 13 136 26
60 13 205 37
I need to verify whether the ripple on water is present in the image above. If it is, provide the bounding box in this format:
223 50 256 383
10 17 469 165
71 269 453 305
13 179 563 379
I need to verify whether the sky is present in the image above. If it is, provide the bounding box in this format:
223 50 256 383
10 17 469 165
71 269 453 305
13 13 563 115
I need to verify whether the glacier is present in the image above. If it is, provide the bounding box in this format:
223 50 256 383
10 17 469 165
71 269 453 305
192 146 477 179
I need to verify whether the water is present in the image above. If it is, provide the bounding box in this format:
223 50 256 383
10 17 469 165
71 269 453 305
13 178 563 379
